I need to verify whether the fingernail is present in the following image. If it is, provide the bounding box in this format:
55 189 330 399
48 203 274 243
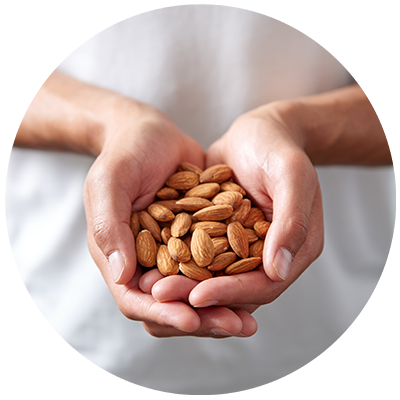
210 328 233 337
273 247 292 280
108 251 126 283
192 300 218 308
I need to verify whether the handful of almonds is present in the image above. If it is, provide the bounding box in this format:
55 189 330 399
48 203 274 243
131 163 271 281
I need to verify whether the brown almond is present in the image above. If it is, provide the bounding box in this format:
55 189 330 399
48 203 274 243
157 245 179 276
191 228 215 267
225 257 262 275
193 204 233 221
225 198 251 224
183 234 192 248
200 164 232 184
212 191 243 209
212 236 230 256
243 207 265 228
253 220 271 239
179 162 203 175
170 212 192 237
208 252 237 271
138 211 162 242
156 187 180 200
179 259 213 281
176 197 213 212
227 221 249 258
185 183 220 199
245 228 259 244
161 227 172 245
249 239 264 258
136 230 157 268
166 171 199 190
167 237 191 262
153 200 184 214
147 203 175 222
130 212 141 239
190 221 227 237
214 269 228 277
220 181 246 196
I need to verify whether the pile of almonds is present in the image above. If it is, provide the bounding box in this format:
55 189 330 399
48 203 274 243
131 163 270 281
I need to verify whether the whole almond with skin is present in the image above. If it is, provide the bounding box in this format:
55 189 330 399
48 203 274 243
208 252 237 271
220 181 246 196
249 239 264 258
245 228 259 244
179 259 213 281
191 228 215 267
211 236 230 256
166 171 199 190
170 212 192 237
225 198 251 224
179 162 203 175
193 204 233 221
157 245 179 276
190 221 227 237
156 187 180 200
153 200 184 214
183 234 192 248
253 220 271 239
161 227 172 244
212 191 243 209
176 197 213 212
227 221 249 258
130 212 141 238
138 211 161 242
136 230 157 268
185 183 220 199
225 257 262 275
200 164 232 184
243 207 265 228
147 203 175 222
167 237 191 262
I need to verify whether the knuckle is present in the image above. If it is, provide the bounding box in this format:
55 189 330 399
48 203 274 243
287 212 309 244
92 219 112 252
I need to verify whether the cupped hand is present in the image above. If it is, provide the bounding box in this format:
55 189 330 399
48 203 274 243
83 100 258 337
151 102 324 311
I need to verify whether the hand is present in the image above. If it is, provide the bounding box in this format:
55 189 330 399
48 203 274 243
83 98 258 337
151 101 324 312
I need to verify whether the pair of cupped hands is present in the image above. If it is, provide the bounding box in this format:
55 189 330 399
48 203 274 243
83 100 324 338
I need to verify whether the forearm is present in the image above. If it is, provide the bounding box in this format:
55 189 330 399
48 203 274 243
16 71 144 157
266 84 391 165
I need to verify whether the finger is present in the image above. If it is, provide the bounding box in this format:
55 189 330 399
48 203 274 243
138 268 165 294
142 306 257 338
261 153 321 282
205 138 225 168
84 159 139 285
151 275 199 303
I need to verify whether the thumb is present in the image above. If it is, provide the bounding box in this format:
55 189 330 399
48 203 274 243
262 161 321 282
205 138 226 168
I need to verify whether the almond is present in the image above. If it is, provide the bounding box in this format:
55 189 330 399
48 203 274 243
167 237 191 262
243 207 265 228
200 164 232 184
212 191 243 209
225 198 251 224
156 187 180 200
138 211 162 242
183 234 192 248
191 228 215 267
193 204 233 221
161 227 172 245
249 239 264 258
179 259 213 281
170 212 192 237
227 221 249 258
207 252 237 271
157 245 179 276
185 183 220 199
166 171 199 190
225 257 262 275
136 230 157 268
245 228 259 244
153 200 184 214
147 203 175 222
211 236 230 256
220 181 246 196
190 221 227 237
253 220 271 239
176 197 213 212
130 212 141 238
179 162 203 175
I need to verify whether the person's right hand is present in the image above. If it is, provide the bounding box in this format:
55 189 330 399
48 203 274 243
83 98 257 337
